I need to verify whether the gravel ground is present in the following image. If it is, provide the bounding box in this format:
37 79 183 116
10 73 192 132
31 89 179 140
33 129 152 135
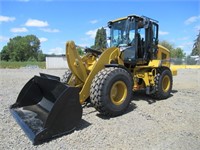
0 68 200 150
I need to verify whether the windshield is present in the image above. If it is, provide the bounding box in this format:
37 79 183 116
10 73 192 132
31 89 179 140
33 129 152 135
110 19 135 47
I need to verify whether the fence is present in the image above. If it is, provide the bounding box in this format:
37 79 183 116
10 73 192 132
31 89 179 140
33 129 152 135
171 57 200 65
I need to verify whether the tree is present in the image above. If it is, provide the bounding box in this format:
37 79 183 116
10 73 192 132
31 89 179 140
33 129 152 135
171 47 186 59
37 50 45 61
93 27 107 51
1 35 44 61
159 40 185 58
1 45 10 61
77 47 84 56
25 35 40 60
0 35 43 61
191 31 200 56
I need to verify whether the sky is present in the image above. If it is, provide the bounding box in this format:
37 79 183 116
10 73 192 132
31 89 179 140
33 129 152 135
0 0 199 55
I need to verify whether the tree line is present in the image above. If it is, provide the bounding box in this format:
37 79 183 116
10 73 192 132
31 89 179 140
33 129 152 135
0 31 199 62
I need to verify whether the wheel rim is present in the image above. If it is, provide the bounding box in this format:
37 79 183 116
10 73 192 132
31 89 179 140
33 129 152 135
162 75 170 92
110 81 127 105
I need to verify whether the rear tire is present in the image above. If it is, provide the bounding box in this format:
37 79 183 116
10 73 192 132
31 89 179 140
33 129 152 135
90 67 133 117
151 68 173 99
61 68 72 84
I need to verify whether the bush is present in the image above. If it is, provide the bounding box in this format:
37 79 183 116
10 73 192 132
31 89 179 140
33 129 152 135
28 57 37 62
0 61 45 69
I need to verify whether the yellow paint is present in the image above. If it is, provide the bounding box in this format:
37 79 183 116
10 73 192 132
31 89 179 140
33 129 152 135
79 47 121 104
66 41 88 83
81 54 97 71
157 45 170 67
148 60 161 67
134 68 155 90
110 81 127 106
110 17 127 23
171 65 200 69
162 75 171 92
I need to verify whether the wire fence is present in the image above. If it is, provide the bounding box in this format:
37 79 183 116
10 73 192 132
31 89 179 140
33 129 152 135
171 56 200 65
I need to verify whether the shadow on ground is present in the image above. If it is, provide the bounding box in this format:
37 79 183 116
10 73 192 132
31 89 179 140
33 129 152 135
132 89 178 104
96 102 137 120
76 119 92 131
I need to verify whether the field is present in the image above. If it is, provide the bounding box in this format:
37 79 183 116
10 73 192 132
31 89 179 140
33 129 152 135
0 68 200 149
0 61 45 69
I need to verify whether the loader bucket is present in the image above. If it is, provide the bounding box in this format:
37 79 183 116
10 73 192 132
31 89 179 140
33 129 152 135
10 74 82 145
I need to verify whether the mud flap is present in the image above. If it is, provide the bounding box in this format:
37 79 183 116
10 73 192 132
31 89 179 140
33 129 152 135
10 74 82 145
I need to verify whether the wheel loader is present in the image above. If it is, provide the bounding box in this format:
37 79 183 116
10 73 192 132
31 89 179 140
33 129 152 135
10 14 177 144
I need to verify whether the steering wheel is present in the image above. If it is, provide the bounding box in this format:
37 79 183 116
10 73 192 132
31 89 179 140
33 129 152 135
85 48 102 56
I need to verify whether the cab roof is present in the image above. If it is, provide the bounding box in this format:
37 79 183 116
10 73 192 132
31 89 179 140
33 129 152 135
109 14 158 24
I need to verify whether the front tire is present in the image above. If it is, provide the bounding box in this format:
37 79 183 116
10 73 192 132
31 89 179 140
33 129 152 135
90 67 133 117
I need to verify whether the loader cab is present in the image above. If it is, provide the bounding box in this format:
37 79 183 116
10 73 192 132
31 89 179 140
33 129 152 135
108 15 159 66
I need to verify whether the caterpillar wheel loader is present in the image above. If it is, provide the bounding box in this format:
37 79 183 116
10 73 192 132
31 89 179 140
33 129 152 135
10 14 177 144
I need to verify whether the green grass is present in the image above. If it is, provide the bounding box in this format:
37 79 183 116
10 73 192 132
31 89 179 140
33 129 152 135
0 61 46 69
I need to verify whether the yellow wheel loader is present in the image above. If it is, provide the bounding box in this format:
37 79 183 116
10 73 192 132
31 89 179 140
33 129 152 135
10 14 177 144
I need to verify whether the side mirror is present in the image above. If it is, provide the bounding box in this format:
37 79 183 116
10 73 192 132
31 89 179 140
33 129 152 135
107 22 112 28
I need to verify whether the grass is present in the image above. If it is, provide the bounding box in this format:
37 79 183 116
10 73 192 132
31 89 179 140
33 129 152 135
0 61 46 69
